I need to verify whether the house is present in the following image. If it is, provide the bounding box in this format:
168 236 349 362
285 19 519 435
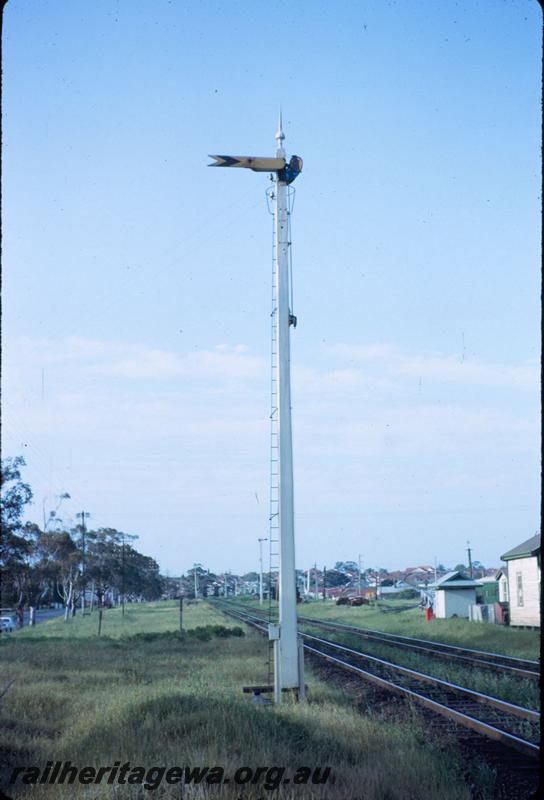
500 534 541 628
405 566 435 579
429 570 480 619
495 568 509 603
404 566 435 587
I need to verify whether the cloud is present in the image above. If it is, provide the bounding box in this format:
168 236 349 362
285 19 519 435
396 355 538 389
325 343 397 361
324 341 538 389
293 366 394 396
1 334 539 573
5 336 265 381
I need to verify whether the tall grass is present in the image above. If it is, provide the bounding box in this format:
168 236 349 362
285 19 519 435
0 601 486 799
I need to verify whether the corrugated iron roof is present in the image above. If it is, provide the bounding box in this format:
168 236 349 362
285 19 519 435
428 570 480 589
432 581 480 589
500 534 540 562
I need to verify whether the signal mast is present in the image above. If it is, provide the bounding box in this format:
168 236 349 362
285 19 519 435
209 116 303 701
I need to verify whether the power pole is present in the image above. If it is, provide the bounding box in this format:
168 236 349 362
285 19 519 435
258 537 268 605
358 554 362 597
121 532 125 617
193 565 198 600
209 117 303 700
466 541 473 579
322 565 326 601
179 576 183 631
76 511 90 614
314 562 318 599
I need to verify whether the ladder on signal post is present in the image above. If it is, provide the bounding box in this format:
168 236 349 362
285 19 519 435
267 189 280 688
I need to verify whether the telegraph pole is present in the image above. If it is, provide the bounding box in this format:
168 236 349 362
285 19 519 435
209 117 303 698
358 554 362 598
179 577 183 631
121 532 125 617
193 564 199 600
258 537 268 605
76 511 90 614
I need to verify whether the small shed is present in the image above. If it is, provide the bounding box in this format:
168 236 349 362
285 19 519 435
429 571 480 619
500 534 541 627
475 576 499 605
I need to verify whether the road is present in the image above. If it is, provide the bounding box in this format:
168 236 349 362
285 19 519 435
1 608 65 630
25 608 65 625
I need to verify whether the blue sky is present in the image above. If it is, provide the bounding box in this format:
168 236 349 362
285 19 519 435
2 0 541 575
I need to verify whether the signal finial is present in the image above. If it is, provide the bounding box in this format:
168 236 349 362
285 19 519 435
275 108 285 156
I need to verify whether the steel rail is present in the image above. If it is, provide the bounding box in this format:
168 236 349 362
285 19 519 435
216 603 540 760
222 605 538 722
302 644 540 760
299 631 540 723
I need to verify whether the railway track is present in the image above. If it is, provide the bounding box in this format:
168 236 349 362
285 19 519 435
297 614 540 680
216 602 540 762
219 600 540 680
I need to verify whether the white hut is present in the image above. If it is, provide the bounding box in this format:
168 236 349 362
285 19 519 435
429 571 480 619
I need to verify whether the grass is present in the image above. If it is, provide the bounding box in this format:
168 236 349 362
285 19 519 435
0 600 486 799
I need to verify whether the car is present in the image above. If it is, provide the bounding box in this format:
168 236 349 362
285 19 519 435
0 616 15 633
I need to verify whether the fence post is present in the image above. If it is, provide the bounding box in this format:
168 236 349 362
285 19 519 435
297 637 306 701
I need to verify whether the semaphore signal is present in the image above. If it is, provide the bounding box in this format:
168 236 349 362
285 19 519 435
209 114 303 702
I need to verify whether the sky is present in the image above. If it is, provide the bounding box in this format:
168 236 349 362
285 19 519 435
2 0 541 576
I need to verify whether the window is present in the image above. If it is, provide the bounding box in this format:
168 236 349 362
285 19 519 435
516 572 524 607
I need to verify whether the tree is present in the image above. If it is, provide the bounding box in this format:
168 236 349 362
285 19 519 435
38 529 82 620
1 457 34 623
322 569 350 588
120 545 162 600
334 561 359 576
84 528 163 607
84 528 124 607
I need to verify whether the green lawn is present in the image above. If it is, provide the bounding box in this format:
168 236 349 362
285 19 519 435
0 601 488 799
